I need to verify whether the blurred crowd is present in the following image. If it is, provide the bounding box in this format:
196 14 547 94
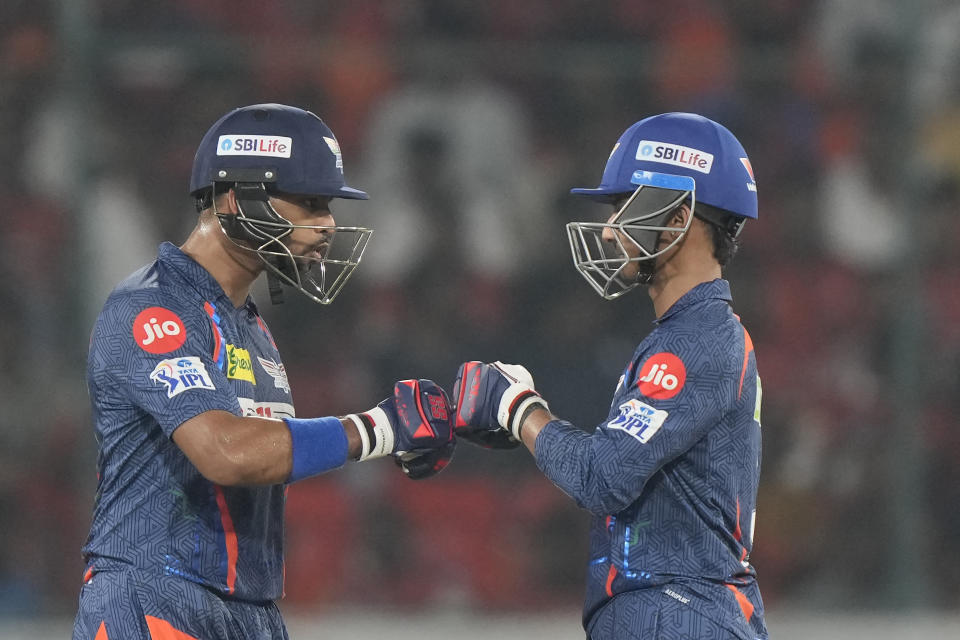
2 0 960 618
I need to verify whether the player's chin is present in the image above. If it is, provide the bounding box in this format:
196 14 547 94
631 260 656 286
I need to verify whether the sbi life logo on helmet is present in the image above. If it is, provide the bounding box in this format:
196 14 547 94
217 135 293 158
636 140 714 174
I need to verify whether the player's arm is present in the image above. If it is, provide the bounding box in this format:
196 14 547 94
171 411 358 486
453 359 726 516
172 379 455 487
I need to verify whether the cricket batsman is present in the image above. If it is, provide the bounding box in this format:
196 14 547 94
73 104 455 640
453 113 768 639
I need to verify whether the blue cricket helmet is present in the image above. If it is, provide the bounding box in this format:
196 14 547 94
189 104 372 306
189 103 368 200
570 112 756 219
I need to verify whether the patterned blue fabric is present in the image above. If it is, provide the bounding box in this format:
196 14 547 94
535 279 768 639
73 568 289 640
82 242 295 603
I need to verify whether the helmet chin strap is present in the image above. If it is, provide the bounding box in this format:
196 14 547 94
215 182 296 305
267 272 285 305
211 181 373 306
622 202 690 288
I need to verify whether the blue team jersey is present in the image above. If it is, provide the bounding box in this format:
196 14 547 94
83 242 295 602
535 279 767 638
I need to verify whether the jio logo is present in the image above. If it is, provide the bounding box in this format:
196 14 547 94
637 352 687 400
133 307 187 354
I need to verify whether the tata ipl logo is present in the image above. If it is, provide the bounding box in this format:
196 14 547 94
150 357 216 398
608 398 668 444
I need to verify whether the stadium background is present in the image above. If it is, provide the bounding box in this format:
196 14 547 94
2 1 960 638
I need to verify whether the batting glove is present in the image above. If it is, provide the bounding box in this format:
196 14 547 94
345 379 456 473
393 442 456 480
453 361 549 447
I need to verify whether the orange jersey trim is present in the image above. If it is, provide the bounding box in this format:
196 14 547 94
213 485 239 594
94 621 109 640
737 326 754 400
605 564 617 597
726 584 755 622
145 616 201 640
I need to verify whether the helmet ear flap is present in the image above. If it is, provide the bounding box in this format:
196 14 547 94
216 182 289 248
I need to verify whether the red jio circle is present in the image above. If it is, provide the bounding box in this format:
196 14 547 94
133 307 187 354
637 352 687 400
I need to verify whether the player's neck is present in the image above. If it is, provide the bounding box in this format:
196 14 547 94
647 253 722 318
181 217 262 308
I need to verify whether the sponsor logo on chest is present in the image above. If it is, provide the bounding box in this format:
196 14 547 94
226 344 256 384
238 397 295 419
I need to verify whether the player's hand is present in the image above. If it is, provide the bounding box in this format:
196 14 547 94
453 361 549 447
394 441 456 480
346 379 455 468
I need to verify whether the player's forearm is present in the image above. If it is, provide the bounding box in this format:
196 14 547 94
218 416 367 485
533 420 643 516
518 406 554 453
174 411 362 486
229 417 316 485
191 413 295 485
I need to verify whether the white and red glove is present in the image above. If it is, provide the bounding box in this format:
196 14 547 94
452 361 549 448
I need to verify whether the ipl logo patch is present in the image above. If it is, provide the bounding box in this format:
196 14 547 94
150 357 215 398
608 398 668 444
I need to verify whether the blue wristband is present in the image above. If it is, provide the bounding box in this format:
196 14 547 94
284 416 349 483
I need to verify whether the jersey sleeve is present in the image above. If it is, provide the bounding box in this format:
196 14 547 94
89 289 241 437
534 333 739 516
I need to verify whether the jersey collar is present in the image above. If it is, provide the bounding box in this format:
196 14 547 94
655 278 732 324
157 242 253 311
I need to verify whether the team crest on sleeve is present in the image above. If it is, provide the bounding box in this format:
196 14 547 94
637 352 687 400
608 398 669 444
133 307 187 354
257 357 291 393
150 357 215 398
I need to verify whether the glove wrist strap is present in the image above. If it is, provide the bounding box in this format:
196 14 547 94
511 395 548 440
498 385 549 441
347 408 395 461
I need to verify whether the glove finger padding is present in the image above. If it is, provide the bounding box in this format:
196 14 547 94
454 361 496 431
453 361 547 445
454 361 513 448
395 440 456 479
391 378 455 455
